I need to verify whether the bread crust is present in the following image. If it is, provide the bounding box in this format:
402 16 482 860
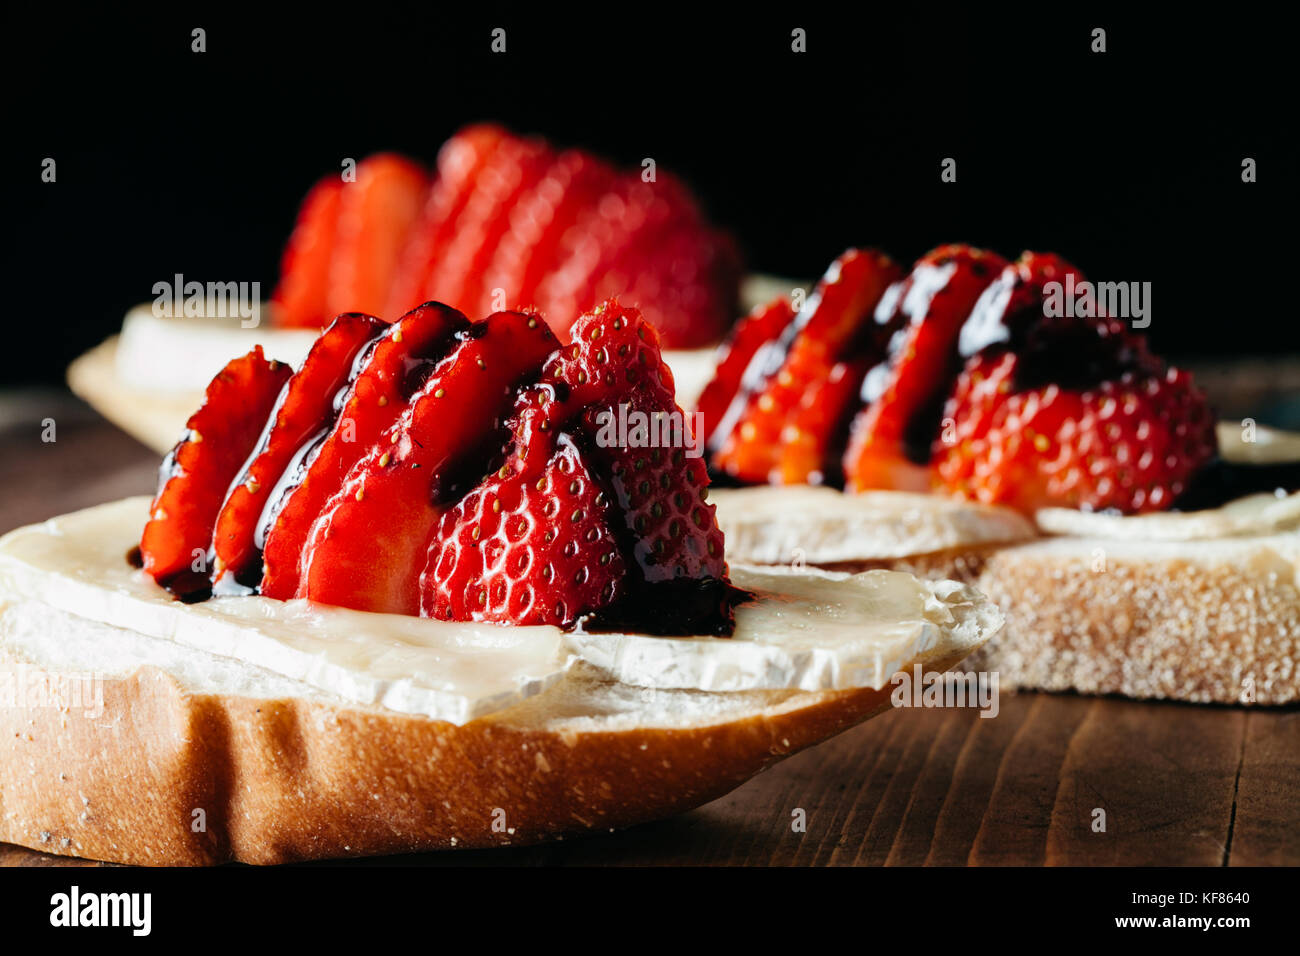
0 648 971 865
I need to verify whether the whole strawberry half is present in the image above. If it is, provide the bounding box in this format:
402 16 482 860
422 301 732 632
932 252 1216 513
935 350 1217 513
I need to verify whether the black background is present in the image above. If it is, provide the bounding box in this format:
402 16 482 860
4 6 1296 387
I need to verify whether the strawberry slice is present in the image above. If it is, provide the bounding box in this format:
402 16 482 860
712 248 900 485
420 136 553 315
259 302 469 599
695 297 796 449
422 430 627 626
210 313 388 591
271 178 344 329
384 125 508 318
531 175 674 338
842 244 1007 492
140 347 291 595
326 154 429 318
474 149 616 320
298 310 561 615
595 208 741 349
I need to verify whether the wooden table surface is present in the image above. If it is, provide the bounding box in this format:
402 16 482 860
1 391 1297 867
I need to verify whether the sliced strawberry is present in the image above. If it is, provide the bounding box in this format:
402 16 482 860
271 178 345 328
531 175 675 339
384 125 508 318
422 432 627 626
259 303 470 599
298 310 561 615
842 244 1007 492
597 209 741 349
474 149 616 320
326 154 429 318
140 347 291 595
712 248 901 485
420 136 553 315
210 313 388 591
695 297 796 449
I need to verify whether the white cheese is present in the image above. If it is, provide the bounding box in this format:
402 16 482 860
115 305 318 393
711 485 1036 564
0 498 1000 723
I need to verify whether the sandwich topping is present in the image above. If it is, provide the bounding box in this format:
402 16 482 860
271 126 741 349
138 300 738 636
702 244 1239 515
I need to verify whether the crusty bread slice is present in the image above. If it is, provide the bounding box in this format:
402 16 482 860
0 501 994 865
714 486 1300 705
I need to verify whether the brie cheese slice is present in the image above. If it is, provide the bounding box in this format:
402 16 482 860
711 485 1036 564
0 497 1000 723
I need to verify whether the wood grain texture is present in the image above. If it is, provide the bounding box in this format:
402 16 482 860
1 399 1297 867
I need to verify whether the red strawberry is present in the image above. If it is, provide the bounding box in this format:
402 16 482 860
210 313 387 591
934 351 1217 513
422 430 627 626
595 212 741 349
384 125 507 318
695 297 796 449
297 311 561 615
271 179 344 328
842 244 1007 492
327 154 429 318
532 172 737 345
420 136 553 315
540 302 729 600
474 149 616 320
259 303 469 599
421 300 731 631
712 248 900 484
140 347 291 594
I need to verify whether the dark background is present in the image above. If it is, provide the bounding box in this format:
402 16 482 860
4 6 1296 388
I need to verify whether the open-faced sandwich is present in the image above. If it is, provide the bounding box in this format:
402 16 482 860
1 299 1001 864
67 124 741 452
700 245 1300 704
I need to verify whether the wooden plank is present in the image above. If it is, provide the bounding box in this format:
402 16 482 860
922 693 1041 865
1045 699 1244 866
967 696 1095 865
1228 710 1300 866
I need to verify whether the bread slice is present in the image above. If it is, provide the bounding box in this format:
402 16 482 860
712 486 1300 705
0 500 995 865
